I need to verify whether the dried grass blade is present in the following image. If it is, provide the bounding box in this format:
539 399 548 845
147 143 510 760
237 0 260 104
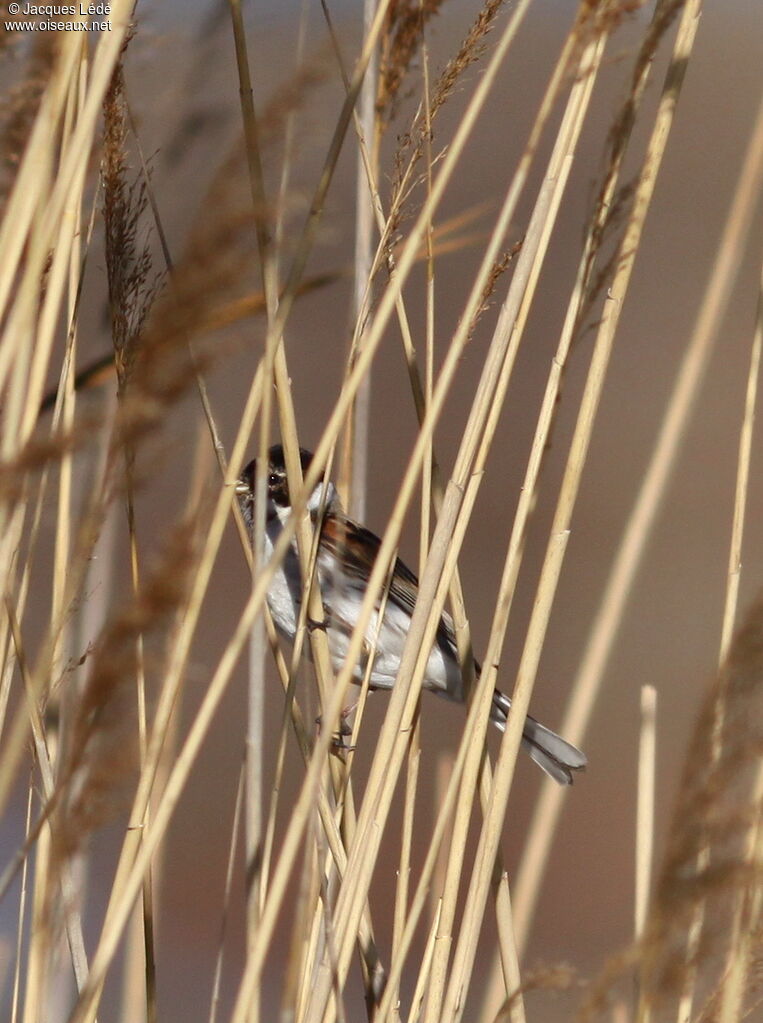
511 0 708 957
425 23 606 1021
636 687 657 942
695 250 763 1023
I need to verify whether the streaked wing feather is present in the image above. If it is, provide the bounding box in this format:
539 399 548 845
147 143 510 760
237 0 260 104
320 512 458 651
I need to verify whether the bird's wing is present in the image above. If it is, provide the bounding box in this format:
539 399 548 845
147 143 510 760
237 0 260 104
320 512 458 650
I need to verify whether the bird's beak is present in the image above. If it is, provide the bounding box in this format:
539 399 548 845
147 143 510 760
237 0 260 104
234 480 250 497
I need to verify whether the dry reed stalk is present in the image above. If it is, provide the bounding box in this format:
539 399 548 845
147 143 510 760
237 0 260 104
719 268 763 663
0 484 111 912
288 0 601 1006
0 3 246 842
714 262 763 1023
270 1 485 544
282 0 597 1011
716 760 763 1023
258 609 386 1014
511 0 708 959
389 706 422 1020
51 67 86 1003
45 148 300 1014
348 24 485 696
0 68 95 1000
423 25 607 1022
0 167 98 748
445 0 694 1003
248 588 384 991
440 521 567 1023
274 605 388 1014
0 190 258 841
0 199 256 863
115 98 242 1023
382 0 509 247
408 900 442 1023
420 12 435 580
52 499 205 857
395 27 435 1017
11 784 34 1023
224 30 279 957
259 623 306 897
569 76 763 1014
304 24 518 1000
264 0 393 353
0 439 111 838
21 799 51 1023
10 611 63 1023
68 319 391 1021
371 678 513 1023
296 837 339 1023
636 687 657 944
226 6 391 1010
285 818 321 1022
256 14 316 998
342 191 498 888
6 599 90 999
3 2 752 1020
50 72 82 925
0 34 99 686
0 2 134 405
676 197 763 1023
581 590 763 1022
209 764 246 1023
345 0 379 522
222 0 527 1014
64 365 267 1021
230 0 347 801
0 19 286 1018
103 55 163 1023
380 14 601 1014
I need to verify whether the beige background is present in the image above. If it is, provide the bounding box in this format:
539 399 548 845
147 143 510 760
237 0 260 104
4 1 763 1020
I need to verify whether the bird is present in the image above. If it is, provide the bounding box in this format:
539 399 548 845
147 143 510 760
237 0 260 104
236 444 587 785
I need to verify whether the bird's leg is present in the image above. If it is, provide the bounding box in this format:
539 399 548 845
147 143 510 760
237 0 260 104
315 702 357 755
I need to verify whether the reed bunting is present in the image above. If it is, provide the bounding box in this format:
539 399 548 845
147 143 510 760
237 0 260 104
236 445 586 785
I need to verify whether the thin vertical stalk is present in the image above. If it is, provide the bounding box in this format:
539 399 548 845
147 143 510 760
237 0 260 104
425 25 605 1023
691 261 763 1023
66 366 267 1023
227 11 272 1000
635 687 657 942
634 685 657 1023
209 765 246 1023
512 0 707 957
348 0 378 522
442 2 703 1004
408 902 442 1023
11 784 34 1023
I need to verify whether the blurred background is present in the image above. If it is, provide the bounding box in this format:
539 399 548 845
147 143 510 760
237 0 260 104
2 1 763 1019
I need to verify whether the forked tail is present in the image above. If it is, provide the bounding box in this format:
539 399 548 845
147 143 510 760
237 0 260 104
490 689 587 786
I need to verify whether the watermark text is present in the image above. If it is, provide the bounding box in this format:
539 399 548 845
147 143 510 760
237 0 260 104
6 4 111 31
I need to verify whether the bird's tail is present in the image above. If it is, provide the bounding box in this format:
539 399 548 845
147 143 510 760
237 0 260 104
490 689 587 786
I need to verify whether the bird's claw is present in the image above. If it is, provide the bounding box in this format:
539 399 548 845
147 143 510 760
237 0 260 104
315 712 357 755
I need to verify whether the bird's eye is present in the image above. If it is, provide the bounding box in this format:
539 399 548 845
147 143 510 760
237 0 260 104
269 473 279 488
